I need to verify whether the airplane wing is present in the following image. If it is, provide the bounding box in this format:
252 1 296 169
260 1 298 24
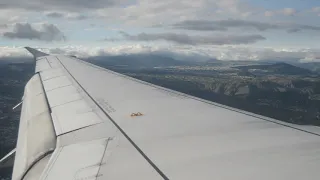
3 47 320 180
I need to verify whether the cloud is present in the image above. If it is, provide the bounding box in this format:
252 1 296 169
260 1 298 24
311 7 320 12
118 31 266 45
264 11 275 17
286 25 320 33
0 9 30 24
1 45 320 63
280 8 297 16
45 11 88 20
173 19 278 31
0 0 123 11
311 7 320 16
0 1 313 29
0 46 31 58
173 20 227 31
45 12 64 18
2 23 65 41
0 24 8 28
66 14 88 20
0 24 8 34
94 0 258 26
173 19 320 33
263 8 297 17
0 0 259 29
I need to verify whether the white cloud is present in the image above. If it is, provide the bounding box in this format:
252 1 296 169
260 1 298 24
94 0 258 26
0 24 7 28
1 45 320 63
95 1 201 26
0 0 317 31
263 8 297 17
281 8 297 16
0 0 125 11
0 46 31 58
117 31 266 45
0 0 319 59
172 19 320 33
0 9 30 24
311 7 320 16
48 45 320 62
311 7 320 13
264 11 275 17
214 0 254 15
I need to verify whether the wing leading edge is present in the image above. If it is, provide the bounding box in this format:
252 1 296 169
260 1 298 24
12 47 320 180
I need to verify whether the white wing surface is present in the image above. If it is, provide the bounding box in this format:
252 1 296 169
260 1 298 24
9 47 320 180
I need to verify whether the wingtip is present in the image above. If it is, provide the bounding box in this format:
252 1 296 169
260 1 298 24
25 47 49 59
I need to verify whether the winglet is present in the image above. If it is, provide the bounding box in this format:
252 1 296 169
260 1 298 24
25 47 49 59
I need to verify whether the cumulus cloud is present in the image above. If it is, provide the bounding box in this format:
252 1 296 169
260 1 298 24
0 46 32 58
0 1 319 64
2 45 320 63
117 31 266 45
173 19 320 33
2 23 65 41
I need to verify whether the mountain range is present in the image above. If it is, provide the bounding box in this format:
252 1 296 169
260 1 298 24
86 54 320 75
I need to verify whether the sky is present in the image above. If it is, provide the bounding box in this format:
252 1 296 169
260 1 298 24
0 0 320 61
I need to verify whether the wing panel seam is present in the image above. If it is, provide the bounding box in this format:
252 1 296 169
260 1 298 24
56 56 170 180
38 73 52 114
75 58 320 137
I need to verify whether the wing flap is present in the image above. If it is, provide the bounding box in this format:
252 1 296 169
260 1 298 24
96 134 164 180
37 55 103 135
42 139 108 180
40 68 64 81
35 58 51 72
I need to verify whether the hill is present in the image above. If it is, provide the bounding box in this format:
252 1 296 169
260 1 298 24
234 62 314 76
86 54 189 68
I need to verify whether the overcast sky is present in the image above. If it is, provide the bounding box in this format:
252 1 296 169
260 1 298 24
0 0 320 61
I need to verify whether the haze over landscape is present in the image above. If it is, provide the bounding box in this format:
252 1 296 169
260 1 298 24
1 0 320 179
